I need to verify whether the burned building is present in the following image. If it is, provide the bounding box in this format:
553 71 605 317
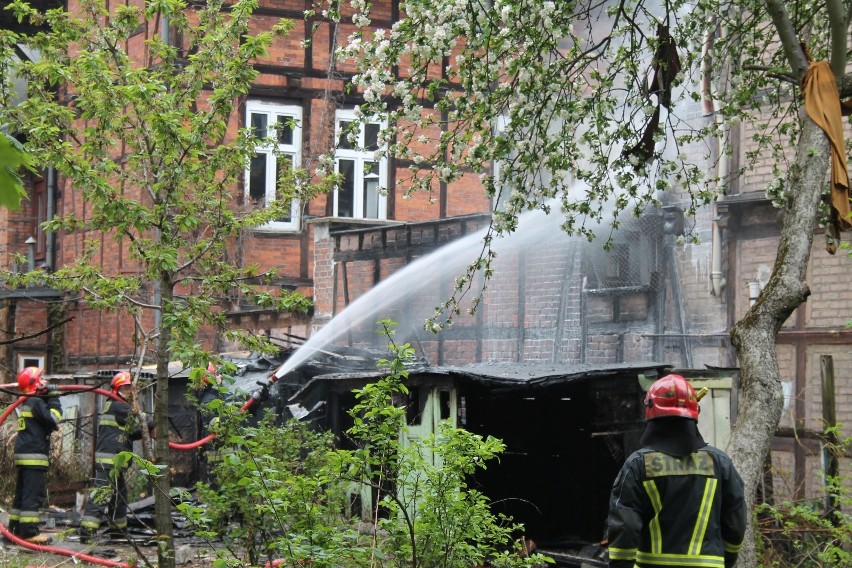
286 358 736 566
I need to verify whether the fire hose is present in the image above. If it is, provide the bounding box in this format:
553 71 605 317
0 374 279 567
0 388 133 567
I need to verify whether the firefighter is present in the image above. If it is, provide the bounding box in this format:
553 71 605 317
606 374 746 568
78 371 153 540
195 362 270 489
10 366 62 544
196 362 224 485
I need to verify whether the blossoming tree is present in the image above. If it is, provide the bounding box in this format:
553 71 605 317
329 0 851 563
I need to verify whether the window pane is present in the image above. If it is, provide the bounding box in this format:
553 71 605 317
249 154 268 202
338 121 352 150
250 113 268 140
276 116 294 145
365 123 380 151
363 161 379 219
275 154 294 223
337 159 355 217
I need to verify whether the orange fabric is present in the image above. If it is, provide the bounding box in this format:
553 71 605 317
801 61 852 245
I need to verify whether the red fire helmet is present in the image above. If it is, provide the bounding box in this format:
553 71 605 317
17 367 46 395
111 371 132 394
203 362 221 386
644 374 700 420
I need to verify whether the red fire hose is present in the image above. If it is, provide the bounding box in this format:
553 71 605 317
0 522 133 567
166 372 275 450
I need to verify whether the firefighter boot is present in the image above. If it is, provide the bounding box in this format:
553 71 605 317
23 533 52 544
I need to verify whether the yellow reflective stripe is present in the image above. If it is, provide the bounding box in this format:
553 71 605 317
51 408 62 421
688 478 718 555
95 457 115 465
15 458 49 466
608 547 637 560
636 551 724 567
18 512 40 523
643 480 663 554
80 517 101 529
100 418 119 427
724 540 742 553
19 409 33 417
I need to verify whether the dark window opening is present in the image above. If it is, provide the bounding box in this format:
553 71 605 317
338 121 353 149
365 123 380 150
439 390 451 420
276 116 294 145
406 387 422 425
249 154 267 202
337 159 355 217
250 113 267 139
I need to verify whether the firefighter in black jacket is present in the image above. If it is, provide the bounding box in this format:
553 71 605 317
196 363 224 485
607 374 746 568
79 371 152 539
10 366 62 544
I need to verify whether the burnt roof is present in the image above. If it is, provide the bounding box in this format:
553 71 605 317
289 361 673 401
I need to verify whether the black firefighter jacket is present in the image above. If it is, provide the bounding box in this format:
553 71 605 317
14 396 62 468
94 399 151 468
607 445 747 568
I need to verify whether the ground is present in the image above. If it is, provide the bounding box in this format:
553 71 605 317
0 535 221 567
0 510 222 568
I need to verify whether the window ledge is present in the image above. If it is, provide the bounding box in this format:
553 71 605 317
306 217 400 229
249 226 301 236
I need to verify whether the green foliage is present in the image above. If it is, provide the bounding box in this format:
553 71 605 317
179 320 549 567
0 0 326 350
755 430 852 567
335 318 548 568
181 409 368 567
0 133 34 210
0 3 335 563
319 0 844 331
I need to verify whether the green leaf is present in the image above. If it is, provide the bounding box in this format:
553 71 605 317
0 133 35 210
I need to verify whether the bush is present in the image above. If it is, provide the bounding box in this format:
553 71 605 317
756 429 852 567
179 319 550 567
183 410 365 567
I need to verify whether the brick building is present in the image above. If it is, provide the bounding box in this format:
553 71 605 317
2 0 849 514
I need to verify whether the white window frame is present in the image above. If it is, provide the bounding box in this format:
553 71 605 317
333 110 388 220
245 100 302 232
17 353 45 372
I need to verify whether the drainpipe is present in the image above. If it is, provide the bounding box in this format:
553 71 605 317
46 166 56 270
25 236 36 272
702 18 728 298
161 12 169 45
710 144 728 298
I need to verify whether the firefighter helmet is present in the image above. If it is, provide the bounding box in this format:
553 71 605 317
111 371 132 394
203 362 221 386
644 374 700 420
17 367 46 395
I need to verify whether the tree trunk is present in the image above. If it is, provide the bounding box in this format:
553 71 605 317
154 275 176 568
729 118 829 566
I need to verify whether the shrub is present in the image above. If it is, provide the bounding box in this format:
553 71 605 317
756 429 852 567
